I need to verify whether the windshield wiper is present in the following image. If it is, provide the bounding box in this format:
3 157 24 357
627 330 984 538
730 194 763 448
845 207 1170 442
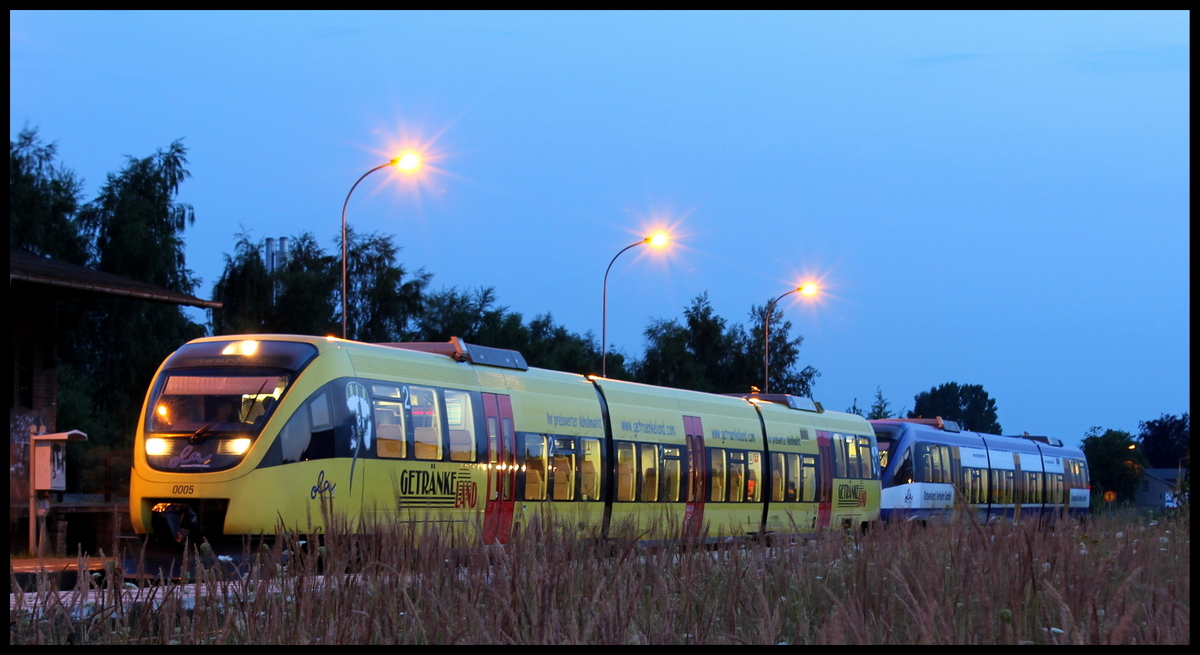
191 379 271 442
191 405 236 442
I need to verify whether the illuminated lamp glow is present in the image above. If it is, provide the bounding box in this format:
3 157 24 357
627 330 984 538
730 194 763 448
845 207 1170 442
156 405 169 418
395 152 421 171
145 438 169 456
222 340 259 355
799 283 819 296
228 438 252 455
647 232 669 248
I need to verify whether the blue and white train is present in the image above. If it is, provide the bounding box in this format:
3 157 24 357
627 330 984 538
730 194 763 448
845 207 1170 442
870 418 1090 522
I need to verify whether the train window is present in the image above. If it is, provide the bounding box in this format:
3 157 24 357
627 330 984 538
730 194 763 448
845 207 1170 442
409 386 443 460
860 436 879 480
1049 473 1064 504
844 436 861 478
580 438 602 501
728 451 745 503
301 388 337 461
374 399 406 459
708 449 726 502
800 455 818 502
746 451 763 502
990 469 1014 504
771 453 785 501
523 434 548 501
662 447 683 502
1025 472 1043 504
918 443 954 484
833 437 848 478
486 417 499 501
278 397 312 464
310 390 333 430
552 438 575 501
1064 458 1090 491
616 442 636 501
786 453 801 502
640 443 659 502
501 418 515 501
970 467 987 504
444 390 476 462
892 448 914 486
936 445 950 484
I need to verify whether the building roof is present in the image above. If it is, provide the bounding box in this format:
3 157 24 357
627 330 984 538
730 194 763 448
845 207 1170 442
1144 468 1185 484
9 249 221 310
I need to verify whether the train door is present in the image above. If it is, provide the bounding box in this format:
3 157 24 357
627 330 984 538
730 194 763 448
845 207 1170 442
1012 452 1024 521
482 393 516 544
816 431 833 531
683 416 706 539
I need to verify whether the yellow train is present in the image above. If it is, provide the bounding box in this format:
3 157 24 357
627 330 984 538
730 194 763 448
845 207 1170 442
130 335 880 547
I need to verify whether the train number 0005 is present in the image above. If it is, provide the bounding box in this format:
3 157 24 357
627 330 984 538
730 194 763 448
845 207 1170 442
171 485 195 495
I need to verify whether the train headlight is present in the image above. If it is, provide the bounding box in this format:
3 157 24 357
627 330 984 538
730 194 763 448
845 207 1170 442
145 438 170 456
226 438 252 455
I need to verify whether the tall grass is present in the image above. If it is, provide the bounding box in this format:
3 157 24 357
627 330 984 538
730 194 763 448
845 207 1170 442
11 509 1189 644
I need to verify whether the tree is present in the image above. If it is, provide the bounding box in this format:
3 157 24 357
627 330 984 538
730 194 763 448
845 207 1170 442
1137 413 1190 469
343 227 430 342
210 230 273 335
271 233 340 336
636 315 709 391
747 301 819 397
1081 427 1149 503
9 126 89 264
866 386 893 420
67 140 206 487
416 286 510 344
846 399 864 416
909 382 1001 434
524 314 611 376
633 294 818 396
635 294 744 393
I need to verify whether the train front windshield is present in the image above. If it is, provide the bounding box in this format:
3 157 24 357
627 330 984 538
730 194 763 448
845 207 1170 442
147 373 289 436
141 339 319 472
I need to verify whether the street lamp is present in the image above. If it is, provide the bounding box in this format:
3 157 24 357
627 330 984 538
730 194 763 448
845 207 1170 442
340 151 422 339
602 231 670 377
763 282 818 394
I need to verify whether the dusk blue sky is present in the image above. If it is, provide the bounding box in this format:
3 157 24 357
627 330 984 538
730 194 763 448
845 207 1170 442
11 11 1189 449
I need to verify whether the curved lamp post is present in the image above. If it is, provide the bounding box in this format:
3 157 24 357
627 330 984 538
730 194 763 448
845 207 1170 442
763 282 818 393
602 232 669 377
340 152 421 339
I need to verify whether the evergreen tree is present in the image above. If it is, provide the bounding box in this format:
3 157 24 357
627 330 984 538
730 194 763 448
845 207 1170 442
909 382 1001 434
866 386 893 420
634 294 818 395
